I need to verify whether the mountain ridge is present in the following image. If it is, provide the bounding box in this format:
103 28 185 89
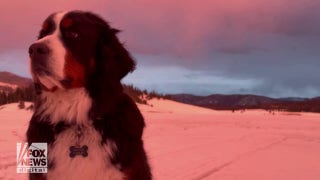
0 71 32 87
170 93 320 112
1 71 319 112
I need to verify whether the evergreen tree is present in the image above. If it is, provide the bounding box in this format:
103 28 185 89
18 101 25 109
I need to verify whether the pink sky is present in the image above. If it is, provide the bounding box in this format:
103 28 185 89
1 0 316 54
0 0 320 97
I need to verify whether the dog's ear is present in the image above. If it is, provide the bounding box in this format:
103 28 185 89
103 32 136 80
84 12 136 80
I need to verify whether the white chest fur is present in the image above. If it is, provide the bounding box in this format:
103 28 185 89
37 88 124 180
37 88 92 124
47 124 124 180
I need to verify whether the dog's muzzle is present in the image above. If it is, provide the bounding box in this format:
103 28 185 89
29 42 51 75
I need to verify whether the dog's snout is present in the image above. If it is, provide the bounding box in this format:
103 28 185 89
29 43 50 58
29 42 51 74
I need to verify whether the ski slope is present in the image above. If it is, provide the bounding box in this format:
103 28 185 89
1 99 320 180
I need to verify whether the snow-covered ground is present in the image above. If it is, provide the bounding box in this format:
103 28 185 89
0 82 18 90
1 99 320 180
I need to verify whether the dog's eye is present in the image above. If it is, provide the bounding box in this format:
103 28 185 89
64 31 79 39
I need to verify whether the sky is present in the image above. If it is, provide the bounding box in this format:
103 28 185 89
0 0 320 98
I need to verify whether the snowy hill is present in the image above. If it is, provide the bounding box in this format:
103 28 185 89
1 100 320 179
0 72 32 94
0 82 18 90
0 72 31 87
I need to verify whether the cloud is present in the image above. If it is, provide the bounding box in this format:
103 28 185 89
1 0 320 97
123 64 264 95
1 0 320 56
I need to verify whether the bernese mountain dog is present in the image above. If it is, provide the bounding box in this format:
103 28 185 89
27 10 151 180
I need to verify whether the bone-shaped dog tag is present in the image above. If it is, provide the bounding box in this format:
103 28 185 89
69 145 88 158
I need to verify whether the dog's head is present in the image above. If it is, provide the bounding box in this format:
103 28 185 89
29 11 135 92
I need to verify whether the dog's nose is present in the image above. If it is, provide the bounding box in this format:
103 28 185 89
28 43 50 58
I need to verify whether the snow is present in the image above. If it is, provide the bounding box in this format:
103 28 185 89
1 99 320 179
0 103 32 180
0 82 18 90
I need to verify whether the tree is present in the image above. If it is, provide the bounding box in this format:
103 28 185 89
18 101 25 109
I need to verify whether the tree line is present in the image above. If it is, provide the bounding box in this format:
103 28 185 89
0 84 170 106
0 85 35 105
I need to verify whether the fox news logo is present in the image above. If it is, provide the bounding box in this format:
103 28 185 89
16 143 47 173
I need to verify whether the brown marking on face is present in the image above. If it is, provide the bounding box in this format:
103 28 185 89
89 58 95 73
61 18 74 29
63 52 86 88
41 21 49 32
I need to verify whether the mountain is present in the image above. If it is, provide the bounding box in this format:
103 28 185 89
170 94 320 113
1 71 319 113
0 71 32 86
277 97 309 102
170 94 277 107
0 71 32 91
171 94 278 109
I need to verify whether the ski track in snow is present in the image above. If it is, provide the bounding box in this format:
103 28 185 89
1 99 320 180
192 137 289 180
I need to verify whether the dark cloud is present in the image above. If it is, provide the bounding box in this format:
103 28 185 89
216 46 259 55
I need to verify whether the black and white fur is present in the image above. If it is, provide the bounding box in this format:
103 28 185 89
27 11 151 180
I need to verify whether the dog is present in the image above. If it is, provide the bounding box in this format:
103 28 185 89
27 10 151 180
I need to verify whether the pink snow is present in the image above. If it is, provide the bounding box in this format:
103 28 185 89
0 82 18 89
1 99 320 179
